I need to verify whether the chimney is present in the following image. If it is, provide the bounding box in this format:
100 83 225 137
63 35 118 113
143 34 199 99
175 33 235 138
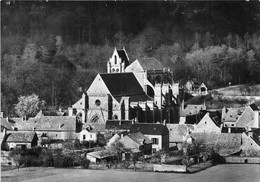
163 119 166 126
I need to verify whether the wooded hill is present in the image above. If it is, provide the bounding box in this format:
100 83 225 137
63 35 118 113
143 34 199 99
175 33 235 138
1 1 260 116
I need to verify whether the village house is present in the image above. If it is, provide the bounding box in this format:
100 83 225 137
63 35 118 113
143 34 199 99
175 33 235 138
117 132 152 160
179 100 207 124
166 124 194 150
130 123 169 153
79 124 103 143
222 103 259 133
191 132 242 156
87 149 115 163
6 131 38 150
240 128 260 156
1 117 14 144
106 131 128 147
185 80 208 96
12 115 79 145
193 112 222 133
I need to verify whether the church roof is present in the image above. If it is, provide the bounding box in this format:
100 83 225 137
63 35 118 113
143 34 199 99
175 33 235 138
137 57 164 71
100 73 151 102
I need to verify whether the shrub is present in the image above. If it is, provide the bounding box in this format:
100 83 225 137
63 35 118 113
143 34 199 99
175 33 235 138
79 158 90 169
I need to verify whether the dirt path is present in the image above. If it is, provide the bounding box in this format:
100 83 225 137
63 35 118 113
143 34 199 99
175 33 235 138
1 164 260 182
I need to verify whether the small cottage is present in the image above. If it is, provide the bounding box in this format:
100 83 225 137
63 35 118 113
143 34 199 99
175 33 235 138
6 131 38 150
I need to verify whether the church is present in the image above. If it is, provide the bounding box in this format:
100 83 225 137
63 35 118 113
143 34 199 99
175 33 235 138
69 48 179 126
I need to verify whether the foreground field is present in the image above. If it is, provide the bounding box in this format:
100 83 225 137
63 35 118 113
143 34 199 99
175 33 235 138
1 164 260 182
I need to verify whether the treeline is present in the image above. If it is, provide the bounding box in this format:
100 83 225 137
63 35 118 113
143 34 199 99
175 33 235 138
1 1 260 116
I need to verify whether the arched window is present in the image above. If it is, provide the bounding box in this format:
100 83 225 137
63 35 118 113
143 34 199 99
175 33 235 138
114 55 117 64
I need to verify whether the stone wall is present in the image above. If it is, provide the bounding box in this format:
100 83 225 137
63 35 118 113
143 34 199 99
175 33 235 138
154 164 187 172
224 156 260 164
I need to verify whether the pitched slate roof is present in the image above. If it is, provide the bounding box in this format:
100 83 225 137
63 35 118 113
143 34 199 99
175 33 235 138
222 107 245 123
137 57 164 71
105 120 132 130
6 131 37 143
249 103 259 111
191 133 242 148
13 116 76 131
130 123 168 135
1 118 13 130
236 106 256 128
182 104 206 116
83 123 106 133
167 124 194 143
117 49 129 66
127 132 152 145
100 73 151 102
87 149 115 159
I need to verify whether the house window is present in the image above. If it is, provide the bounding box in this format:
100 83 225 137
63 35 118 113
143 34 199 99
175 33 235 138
152 148 157 153
231 124 234 126
114 115 118 120
90 134 92 139
152 138 158 145
83 135 86 140
95 100 101 106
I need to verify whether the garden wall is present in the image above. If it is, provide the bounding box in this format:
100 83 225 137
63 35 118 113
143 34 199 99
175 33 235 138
224 156 260 164
153 164 187 172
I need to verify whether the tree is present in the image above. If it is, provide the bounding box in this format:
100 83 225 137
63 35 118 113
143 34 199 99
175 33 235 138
15 94 46 118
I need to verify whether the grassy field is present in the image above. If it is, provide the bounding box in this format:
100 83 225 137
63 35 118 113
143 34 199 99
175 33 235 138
1 164 260 182
212 84 260 96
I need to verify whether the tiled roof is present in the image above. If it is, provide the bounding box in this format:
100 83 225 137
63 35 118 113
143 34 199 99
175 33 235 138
222 107 245 123
117 49 129 66
191 133 242 148
13 116 76 131
236 106 256 128
137 57 164 71
127 132 152 145
1 118 13 130
82 123 106 133
105 120 132 130
167 124 194 143
182 104 206 116
130 123 168 135
100 73 151 102
87 149 115 159
6 131 37 143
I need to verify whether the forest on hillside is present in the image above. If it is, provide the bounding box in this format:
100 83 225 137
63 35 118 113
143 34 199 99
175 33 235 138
1 1 260 116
